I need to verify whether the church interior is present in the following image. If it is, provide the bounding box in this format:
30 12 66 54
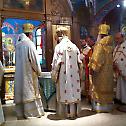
0 0 126 126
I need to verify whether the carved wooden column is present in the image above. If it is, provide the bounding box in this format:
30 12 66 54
45 16 53 71
0 0 3 61
45 0 53 71
71 16 81 50
0 16 4 62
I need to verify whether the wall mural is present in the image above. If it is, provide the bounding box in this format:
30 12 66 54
80 25 88 39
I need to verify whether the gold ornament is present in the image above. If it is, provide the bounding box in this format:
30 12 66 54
23 23 34 33
98 23 110 35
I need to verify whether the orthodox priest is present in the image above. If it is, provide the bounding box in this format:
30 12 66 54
88 23 114 113
14 23 44 120
113 32 126 112
51 26 82 118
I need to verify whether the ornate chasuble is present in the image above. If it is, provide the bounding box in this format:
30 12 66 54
88 36 114 103
52 36 82 104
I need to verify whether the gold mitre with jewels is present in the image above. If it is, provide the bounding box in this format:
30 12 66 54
56 26 69 36
56 26 68 32
98 23 110 35
23 23 34 33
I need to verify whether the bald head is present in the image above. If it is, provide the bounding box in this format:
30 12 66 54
114 32 124 45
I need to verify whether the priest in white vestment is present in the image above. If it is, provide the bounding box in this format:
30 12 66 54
113 32 126 110
51 26 82 118
14 32 44 119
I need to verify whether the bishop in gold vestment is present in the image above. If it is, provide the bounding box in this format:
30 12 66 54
88 23 114 112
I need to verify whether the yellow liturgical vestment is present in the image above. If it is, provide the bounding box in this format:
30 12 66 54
88 35 114 111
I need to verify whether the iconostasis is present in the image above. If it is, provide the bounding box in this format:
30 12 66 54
2 18 46 68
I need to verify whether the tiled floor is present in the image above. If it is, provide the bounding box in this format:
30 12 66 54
1 100 126 126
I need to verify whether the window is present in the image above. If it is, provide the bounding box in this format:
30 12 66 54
34 24 46 69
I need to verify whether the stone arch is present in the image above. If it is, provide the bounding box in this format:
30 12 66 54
94 0 120 25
